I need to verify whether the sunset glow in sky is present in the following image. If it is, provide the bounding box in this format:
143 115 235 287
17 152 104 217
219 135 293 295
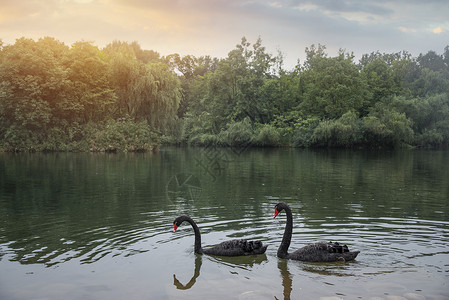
1 0 448 67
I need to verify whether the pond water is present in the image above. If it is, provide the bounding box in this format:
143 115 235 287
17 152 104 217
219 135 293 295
0 148 448 300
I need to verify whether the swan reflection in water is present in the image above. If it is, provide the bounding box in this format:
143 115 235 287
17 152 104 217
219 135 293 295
275 258 361 299
173 254 202 290
275 259 293 300
172 254 268 290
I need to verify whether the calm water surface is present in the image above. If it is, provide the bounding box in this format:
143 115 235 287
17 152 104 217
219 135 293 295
0 148 448 300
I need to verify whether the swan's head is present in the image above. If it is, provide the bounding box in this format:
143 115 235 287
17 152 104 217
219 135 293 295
274 202 288 218
173 221 179 232
173 216 184 232
173 216 192 232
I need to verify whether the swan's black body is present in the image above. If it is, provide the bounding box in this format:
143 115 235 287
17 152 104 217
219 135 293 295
274 202 360 262
173 216 267 256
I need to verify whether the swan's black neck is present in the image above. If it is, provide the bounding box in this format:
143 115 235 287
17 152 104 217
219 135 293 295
178 216 203 254
277 203 293 259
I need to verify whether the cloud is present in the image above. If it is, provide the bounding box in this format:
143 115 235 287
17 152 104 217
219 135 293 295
291 0 393 17
433 26 447 34
399 26 417 33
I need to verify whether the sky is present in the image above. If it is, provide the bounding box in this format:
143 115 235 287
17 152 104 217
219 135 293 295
1 0 448 68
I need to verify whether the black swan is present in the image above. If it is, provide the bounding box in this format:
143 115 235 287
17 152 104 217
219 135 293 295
273 202 360 262
173 216 268 256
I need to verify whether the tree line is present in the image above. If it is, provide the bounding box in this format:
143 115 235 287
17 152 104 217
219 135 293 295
0 36 448 151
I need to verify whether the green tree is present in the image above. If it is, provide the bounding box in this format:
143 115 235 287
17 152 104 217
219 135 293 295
394 94 449 147
362 105 413 148
411 68 449 97
300 47 369 119
65 41 116 123
107 42 181 130
198 37 276 126
164 53 218 118
262 67 301 118
417 50 445 72
104 40 160 64
107 44 141 116
361 58 399 108
0 37 69 131
132 62 181 129
308 110 362 147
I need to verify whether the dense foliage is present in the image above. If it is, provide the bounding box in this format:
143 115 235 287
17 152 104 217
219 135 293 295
0 38 178 151
1 37 448 151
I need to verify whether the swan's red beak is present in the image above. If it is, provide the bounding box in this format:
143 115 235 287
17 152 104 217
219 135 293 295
274 207 279 218
174 224 178 232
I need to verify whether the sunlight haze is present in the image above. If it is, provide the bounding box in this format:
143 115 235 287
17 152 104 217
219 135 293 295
1 0 448 67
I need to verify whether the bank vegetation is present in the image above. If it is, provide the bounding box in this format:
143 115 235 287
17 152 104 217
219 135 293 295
1 37 448 151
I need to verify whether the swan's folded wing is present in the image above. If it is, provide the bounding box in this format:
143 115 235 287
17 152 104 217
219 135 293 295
203 239 267 256
289 242 359 262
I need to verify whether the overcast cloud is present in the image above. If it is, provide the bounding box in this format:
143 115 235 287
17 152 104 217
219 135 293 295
1 0 448 68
